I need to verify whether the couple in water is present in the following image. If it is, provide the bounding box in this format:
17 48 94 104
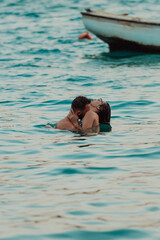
56 96 111 132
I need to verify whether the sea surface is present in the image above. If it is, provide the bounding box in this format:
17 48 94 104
0 0 160 239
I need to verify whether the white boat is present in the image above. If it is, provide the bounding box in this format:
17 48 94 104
81 9 160 53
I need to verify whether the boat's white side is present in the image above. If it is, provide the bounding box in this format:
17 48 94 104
81 10 160 52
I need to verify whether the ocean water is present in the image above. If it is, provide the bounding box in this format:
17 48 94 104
0 0 160 239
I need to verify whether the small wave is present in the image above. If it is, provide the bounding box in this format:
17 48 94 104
112 100 155 109
20 48 61 55
48 229 149 240
10 63 40 68
24 12 40 18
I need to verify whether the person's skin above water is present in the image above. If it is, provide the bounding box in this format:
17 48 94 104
68 107 99 133
56 96 111 132
68 98 108 131
56 109 99 133
56 96 98 131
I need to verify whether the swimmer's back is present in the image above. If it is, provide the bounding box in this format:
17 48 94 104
56 117 75 131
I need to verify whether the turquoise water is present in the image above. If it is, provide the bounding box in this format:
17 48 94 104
0 0 160 239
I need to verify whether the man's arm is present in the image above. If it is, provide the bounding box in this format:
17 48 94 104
68 109 99 131
67 109 81 130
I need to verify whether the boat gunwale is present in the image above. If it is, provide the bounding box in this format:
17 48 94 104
81 11 160 26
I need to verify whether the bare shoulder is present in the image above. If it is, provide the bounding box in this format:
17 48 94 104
85 110 98 119
56 117 74 130
56 118 64 129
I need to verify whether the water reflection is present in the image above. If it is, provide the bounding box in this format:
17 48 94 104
83 51 160 67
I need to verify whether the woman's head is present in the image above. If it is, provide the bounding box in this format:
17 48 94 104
91 99 111 124
97 102 111 124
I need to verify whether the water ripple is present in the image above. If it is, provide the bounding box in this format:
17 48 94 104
0 0 160 239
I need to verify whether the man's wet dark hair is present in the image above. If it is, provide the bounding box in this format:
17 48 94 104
97 102 111 124
72 96 91 112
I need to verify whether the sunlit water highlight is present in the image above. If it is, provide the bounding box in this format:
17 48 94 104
0 0 160 239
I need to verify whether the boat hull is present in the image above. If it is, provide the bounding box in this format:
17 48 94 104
81 11 160 53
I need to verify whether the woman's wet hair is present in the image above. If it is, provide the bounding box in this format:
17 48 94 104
71 96 91 112
97 102 111 124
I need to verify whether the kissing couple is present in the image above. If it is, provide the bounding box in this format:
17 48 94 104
56 96 111 132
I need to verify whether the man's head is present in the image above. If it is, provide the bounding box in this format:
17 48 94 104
71 96 91 119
